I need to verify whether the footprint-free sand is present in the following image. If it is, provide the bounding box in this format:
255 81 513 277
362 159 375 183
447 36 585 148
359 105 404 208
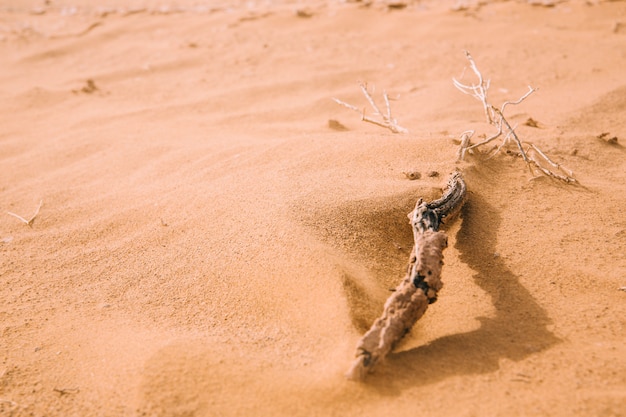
1 1 625 416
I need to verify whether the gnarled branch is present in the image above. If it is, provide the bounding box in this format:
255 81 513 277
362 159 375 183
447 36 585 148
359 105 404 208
346 172 466 380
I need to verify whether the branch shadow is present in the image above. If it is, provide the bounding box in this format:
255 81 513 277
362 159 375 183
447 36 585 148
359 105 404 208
364 191 561 394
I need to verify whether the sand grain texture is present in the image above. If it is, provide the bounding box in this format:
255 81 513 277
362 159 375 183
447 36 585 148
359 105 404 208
1 1 625 416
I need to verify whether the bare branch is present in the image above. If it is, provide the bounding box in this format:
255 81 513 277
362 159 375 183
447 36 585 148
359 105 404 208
456 130 474 161
332 97 360 113
347 173 467 380
359 82 382 117
454 52 575 183
465 119 504 152
527 144 576 182
453 50 493 124
333 82 408 134
501 85 537 114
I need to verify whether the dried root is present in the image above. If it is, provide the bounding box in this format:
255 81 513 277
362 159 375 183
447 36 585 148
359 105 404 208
454 51 576 183
346 172 466 381
333 82 408 134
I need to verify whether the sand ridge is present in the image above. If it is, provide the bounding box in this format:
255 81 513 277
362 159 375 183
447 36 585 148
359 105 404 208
1 1 625 416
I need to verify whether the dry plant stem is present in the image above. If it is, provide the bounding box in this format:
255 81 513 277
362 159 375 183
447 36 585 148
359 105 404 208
528 144 575 177
7 200 43 227
453 51 493 124
346 172 467 381
454 51 576 183
456 130 474 161
333 82 408 134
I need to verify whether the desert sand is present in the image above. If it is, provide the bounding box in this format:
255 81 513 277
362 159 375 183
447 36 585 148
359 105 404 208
1 0 625 416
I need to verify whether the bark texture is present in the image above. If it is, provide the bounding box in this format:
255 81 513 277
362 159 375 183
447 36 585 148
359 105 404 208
346 172 466 381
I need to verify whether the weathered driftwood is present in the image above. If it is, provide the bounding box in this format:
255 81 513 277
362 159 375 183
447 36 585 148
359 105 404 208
346 172 467 381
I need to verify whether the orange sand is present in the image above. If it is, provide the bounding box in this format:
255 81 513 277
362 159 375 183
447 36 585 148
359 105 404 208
1 1 625 416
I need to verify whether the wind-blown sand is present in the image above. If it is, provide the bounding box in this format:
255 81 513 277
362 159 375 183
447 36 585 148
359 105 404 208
1 1 625 416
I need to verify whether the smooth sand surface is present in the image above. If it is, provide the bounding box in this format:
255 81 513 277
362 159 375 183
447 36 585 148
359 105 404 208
1 1 625 416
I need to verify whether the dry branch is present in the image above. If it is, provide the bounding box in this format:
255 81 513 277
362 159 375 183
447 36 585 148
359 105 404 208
333 82 408 134
454 51 576 183
346 172 467 381
7 200 43 227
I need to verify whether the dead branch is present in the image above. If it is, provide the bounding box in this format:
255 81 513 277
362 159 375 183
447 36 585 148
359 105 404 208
456 129 475 161
453 51 493 124
333 82 408 134
453 51 576 183
7 200 43 227
346 172 467 381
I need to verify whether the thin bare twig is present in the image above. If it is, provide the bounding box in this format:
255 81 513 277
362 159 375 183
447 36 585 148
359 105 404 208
333 82 408 134
465 120 504 153
456 130 474 161
501 85 536 114
7 200 43 227
454 51 576 183
453 50 493 124
0 398 17 406
527 144 577 183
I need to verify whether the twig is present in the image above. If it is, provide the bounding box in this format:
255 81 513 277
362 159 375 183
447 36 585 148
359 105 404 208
466 122 503 154
453 51 493 124
453 51 576 183
501 86 536 114
528 144 574 177
7 200 43 227
48 22 102 39
333 82 408 134
53 387 79 395
0 398 17 407
456 130 474 161
346 172 467 381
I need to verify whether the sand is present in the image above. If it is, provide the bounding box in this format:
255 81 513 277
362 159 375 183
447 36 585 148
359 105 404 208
1 0 625 416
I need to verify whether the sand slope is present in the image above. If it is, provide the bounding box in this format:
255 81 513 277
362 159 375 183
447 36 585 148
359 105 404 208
1 1 625 416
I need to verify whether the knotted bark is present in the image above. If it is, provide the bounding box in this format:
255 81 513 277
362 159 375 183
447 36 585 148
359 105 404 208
346 172 467 380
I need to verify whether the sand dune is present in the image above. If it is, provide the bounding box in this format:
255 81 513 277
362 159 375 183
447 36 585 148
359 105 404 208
1 1 625 416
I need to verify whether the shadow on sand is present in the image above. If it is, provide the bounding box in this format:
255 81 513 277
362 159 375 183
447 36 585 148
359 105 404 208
364 191 560 394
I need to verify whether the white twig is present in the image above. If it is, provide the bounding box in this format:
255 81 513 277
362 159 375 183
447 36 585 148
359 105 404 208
333 82 408 134
527 144 576 182
7 200 43 227
0 398 18 408
333 98 360 113
501 86 537 114
466 120 503 152
453 50 493 124
454 51 575 183
456 130 474 161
